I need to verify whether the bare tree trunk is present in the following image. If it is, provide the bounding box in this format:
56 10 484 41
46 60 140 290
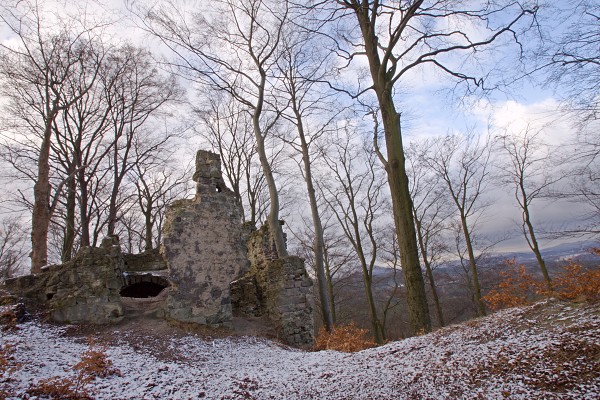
61 170 76 262
415 216 445 327
31 120 54 273
144 199 154 251
354 7 431 334
381 110 431 333
324 257 337 324
78 167 91 247
520 183 552 291
460 214 485 317
252 74 287 257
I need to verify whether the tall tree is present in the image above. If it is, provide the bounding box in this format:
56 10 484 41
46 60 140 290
426 133 493 317
498 128 563 291
102 45 179 237
322 126 389 343
277 29 338 331
0 0 103 272
327 0 538 334
195 93 267 226
407 141 451 327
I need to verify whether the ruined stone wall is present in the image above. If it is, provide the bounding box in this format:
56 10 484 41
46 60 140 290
161 150 248 327
3 236 124 324
122 248 167 272
231 224 314 347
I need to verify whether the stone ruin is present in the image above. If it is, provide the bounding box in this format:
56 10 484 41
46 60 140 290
2 150 314 347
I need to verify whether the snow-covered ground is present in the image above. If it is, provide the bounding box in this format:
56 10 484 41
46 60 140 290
1 299 599 399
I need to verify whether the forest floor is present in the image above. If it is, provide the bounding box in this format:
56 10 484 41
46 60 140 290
1 298 598 399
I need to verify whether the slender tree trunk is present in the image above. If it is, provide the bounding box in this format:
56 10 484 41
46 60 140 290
324 257 336 323
144 200 153 250
291 92 334 331
61 170 76 262
520 182 552 291
414 216 445 327
78 168 91 247
356 8 431 334
348 204 385 343
252 73 287 257
362 268 385 344
460 213 485 316
31 116 56 273
107 184 119 236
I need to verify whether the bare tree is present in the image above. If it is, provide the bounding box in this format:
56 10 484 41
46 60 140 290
276 27 340 331
321 126 389 343
426 133 493 317
103 45 180 237
0 0 105 272
406 141 451 327
131 158 193 251
137 0 290 256
498 128 562 291
541 0 600 125
50 42 113 260
321 0 538 334
0 218 27 280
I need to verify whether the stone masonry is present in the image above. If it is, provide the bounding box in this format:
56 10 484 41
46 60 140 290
2 149 315 347
4 236 124 324
161 150 248 327
231 224 315 347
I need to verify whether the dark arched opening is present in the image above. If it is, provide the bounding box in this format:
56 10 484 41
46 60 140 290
120 281 167 298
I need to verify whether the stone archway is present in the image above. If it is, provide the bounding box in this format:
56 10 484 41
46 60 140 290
120 273 170 298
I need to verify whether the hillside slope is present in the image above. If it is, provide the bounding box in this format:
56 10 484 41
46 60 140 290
1 299 598 399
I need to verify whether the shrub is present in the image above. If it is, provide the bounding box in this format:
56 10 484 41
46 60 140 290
484 257 600 311
314 322 377 352
483 260 542 311
550 261 600 302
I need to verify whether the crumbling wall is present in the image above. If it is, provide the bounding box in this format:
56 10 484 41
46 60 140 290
3 236 124 324
161 150 248 327
123 248 167 272
231 224 314 347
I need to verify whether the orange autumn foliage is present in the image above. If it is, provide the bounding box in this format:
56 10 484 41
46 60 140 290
314 322 377 353
484 253 600 311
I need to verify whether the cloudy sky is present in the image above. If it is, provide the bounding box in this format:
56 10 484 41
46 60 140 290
0 0 595 254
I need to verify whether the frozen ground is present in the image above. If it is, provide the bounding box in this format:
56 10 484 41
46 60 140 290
1 299 599 399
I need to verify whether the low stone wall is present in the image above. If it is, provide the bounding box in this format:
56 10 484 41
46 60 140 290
123 248 167 272
3 237 124 324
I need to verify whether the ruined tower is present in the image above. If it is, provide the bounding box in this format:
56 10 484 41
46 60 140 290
161 150 248 327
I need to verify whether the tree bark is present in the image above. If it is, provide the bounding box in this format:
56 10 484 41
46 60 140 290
414 215 445 327
78 167 91 247
520 180 552 291
294 107 334 331
354 5 431 334
460 213 485 317
252 72 287 257
61 170 76 262
31 112 57 273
